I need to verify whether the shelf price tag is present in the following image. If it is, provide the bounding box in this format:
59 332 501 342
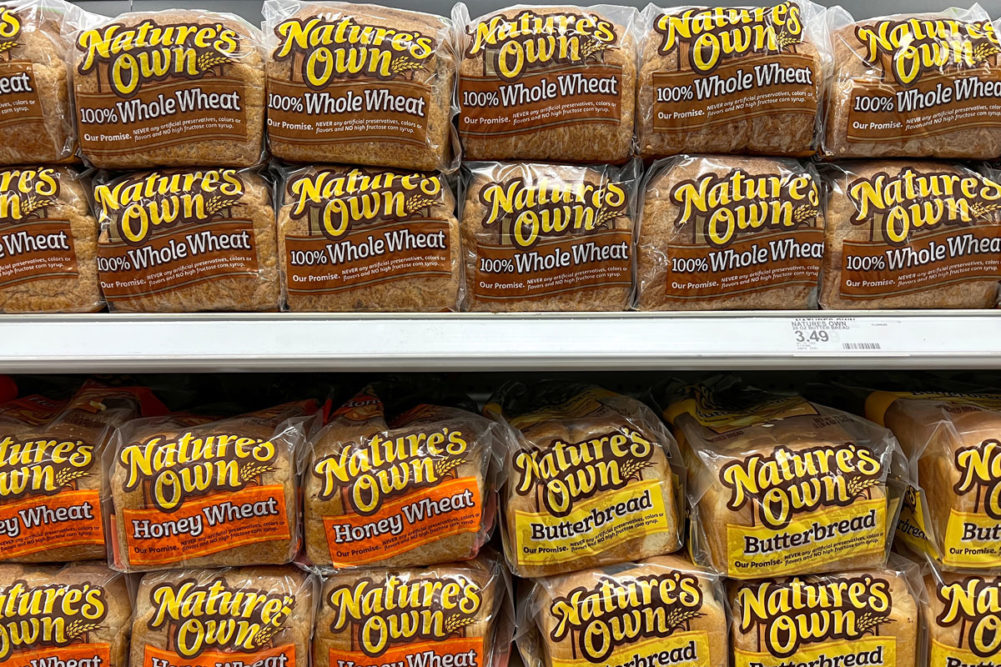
789 317 889 352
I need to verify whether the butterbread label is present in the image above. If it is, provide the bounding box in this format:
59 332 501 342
933 576 1001 664
943 439 1001 568
895 484 940 560
664 168 823 301
459 11 622 138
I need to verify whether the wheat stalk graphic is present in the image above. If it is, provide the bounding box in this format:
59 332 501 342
197 52 232 73
581 37 611 60
405 195 437 214
619 459 652 480
390 55 426 75
774 30 800 50
972 202 1001 219
593 207 621 229
974 42 1001 63
65 620 101 640
433 456 466 477
56 468 91 487
856 612 891 636
848 476 880 498
22 195 55 216
665 607 703 631
206 195 241 218
251 624 279 648
793 205 819 222
445 614 476 633
0 41 17 54
240 462 274 482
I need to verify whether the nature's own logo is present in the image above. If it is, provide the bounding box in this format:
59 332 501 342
0 581 107 660
719 444 882 529
0 436 94 501
0 7 22 58
273 15 435 86
514 428 653 516
479 177 628 249
147 578 295 658
847 170 1001 246
119 431 277 511
288 169 443 240
0 168 60 224
327 575 482 656
466 11 617 81
94 170 245 246
936 577 1001 657
670 169 819 248
655 2 803 73
854 18 1001 86
548 572 703 662
76 19 239 97
312 428 468 515
954 439 1001 518
737 576 892 657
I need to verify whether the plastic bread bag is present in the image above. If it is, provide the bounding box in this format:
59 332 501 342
107 399 319 572
923 555 1001 665
314 552 512 667
276 164 462 312
485 381 685 578
302 379 508 567
0 562 131 667
70 8 265 168
460 160 639 312
263 1 458 173
93 167 281 313
824 4 1001 160
517 553 728 667
131 565 316 667
729 553 926 667
0 167 103 313
663 376 909 579
638 0 831 158
819 161 1001 310
453 3 637 163
635 155 825 311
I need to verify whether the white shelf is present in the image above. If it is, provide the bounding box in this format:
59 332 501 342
0 311 997 372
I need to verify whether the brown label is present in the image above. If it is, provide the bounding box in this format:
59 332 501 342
0 221 77 289
0 61 42 128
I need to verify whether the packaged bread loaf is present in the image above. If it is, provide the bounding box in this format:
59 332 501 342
638 1 829 158
825 5 1001 159
462 161 637 312
0 562 131 667
637 155 825 310
132 566 314 667
0 167 101 312
315 554 510 667
925 565 1001 667
278 166 461 311
109 400 316 572
486 381 684 578
820 161 1001 309
263 1 457 172
304 383 506 567
730 559 924 667
455 4 636 163
518 554 727 667
94 167 281 312
72 9 265 168
665 377 905 579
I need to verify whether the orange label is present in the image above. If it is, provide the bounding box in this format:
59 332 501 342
122 485 289 567
330 637 483 667
4 644 110 667
0 61 43 128
0 220 79 289
323 476 481 566
0 488 103 558
144 644 295 667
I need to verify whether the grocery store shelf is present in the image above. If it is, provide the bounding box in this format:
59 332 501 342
0 311 998 372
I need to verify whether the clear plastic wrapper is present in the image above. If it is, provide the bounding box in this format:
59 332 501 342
486 381 684 578
302 381 506 567
70 8 265 168
664 376 908 579
108 400 318 572
517 553 728 667
824 4 1001 159
460 161 639 312
263 1 458 172
277 165 461 311
93 167 281 312
454 3 637 163
638 0 831 158
636 155 825 310
923 557 1001 666
819 161 1001 310
132 566 315 667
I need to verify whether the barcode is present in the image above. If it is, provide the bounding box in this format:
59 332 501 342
843 342 882 350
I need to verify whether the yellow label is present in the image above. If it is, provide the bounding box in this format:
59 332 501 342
896 485 941 560
514 479 668 566
930 639 1001 667
944 509 1001 568
735 637 895 667
726 497 886 578
552 632 711 667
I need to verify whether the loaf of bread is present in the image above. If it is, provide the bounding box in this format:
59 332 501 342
820 161 1001 309
488 381 683 578
456 4 636 163
264 2 456 172
824 6 1001 159
94 168 280 312
73 9 265 168
638 1 828 158
926 567 1001 665
519 554 727 667
637 155 825 310
278 166 461 311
